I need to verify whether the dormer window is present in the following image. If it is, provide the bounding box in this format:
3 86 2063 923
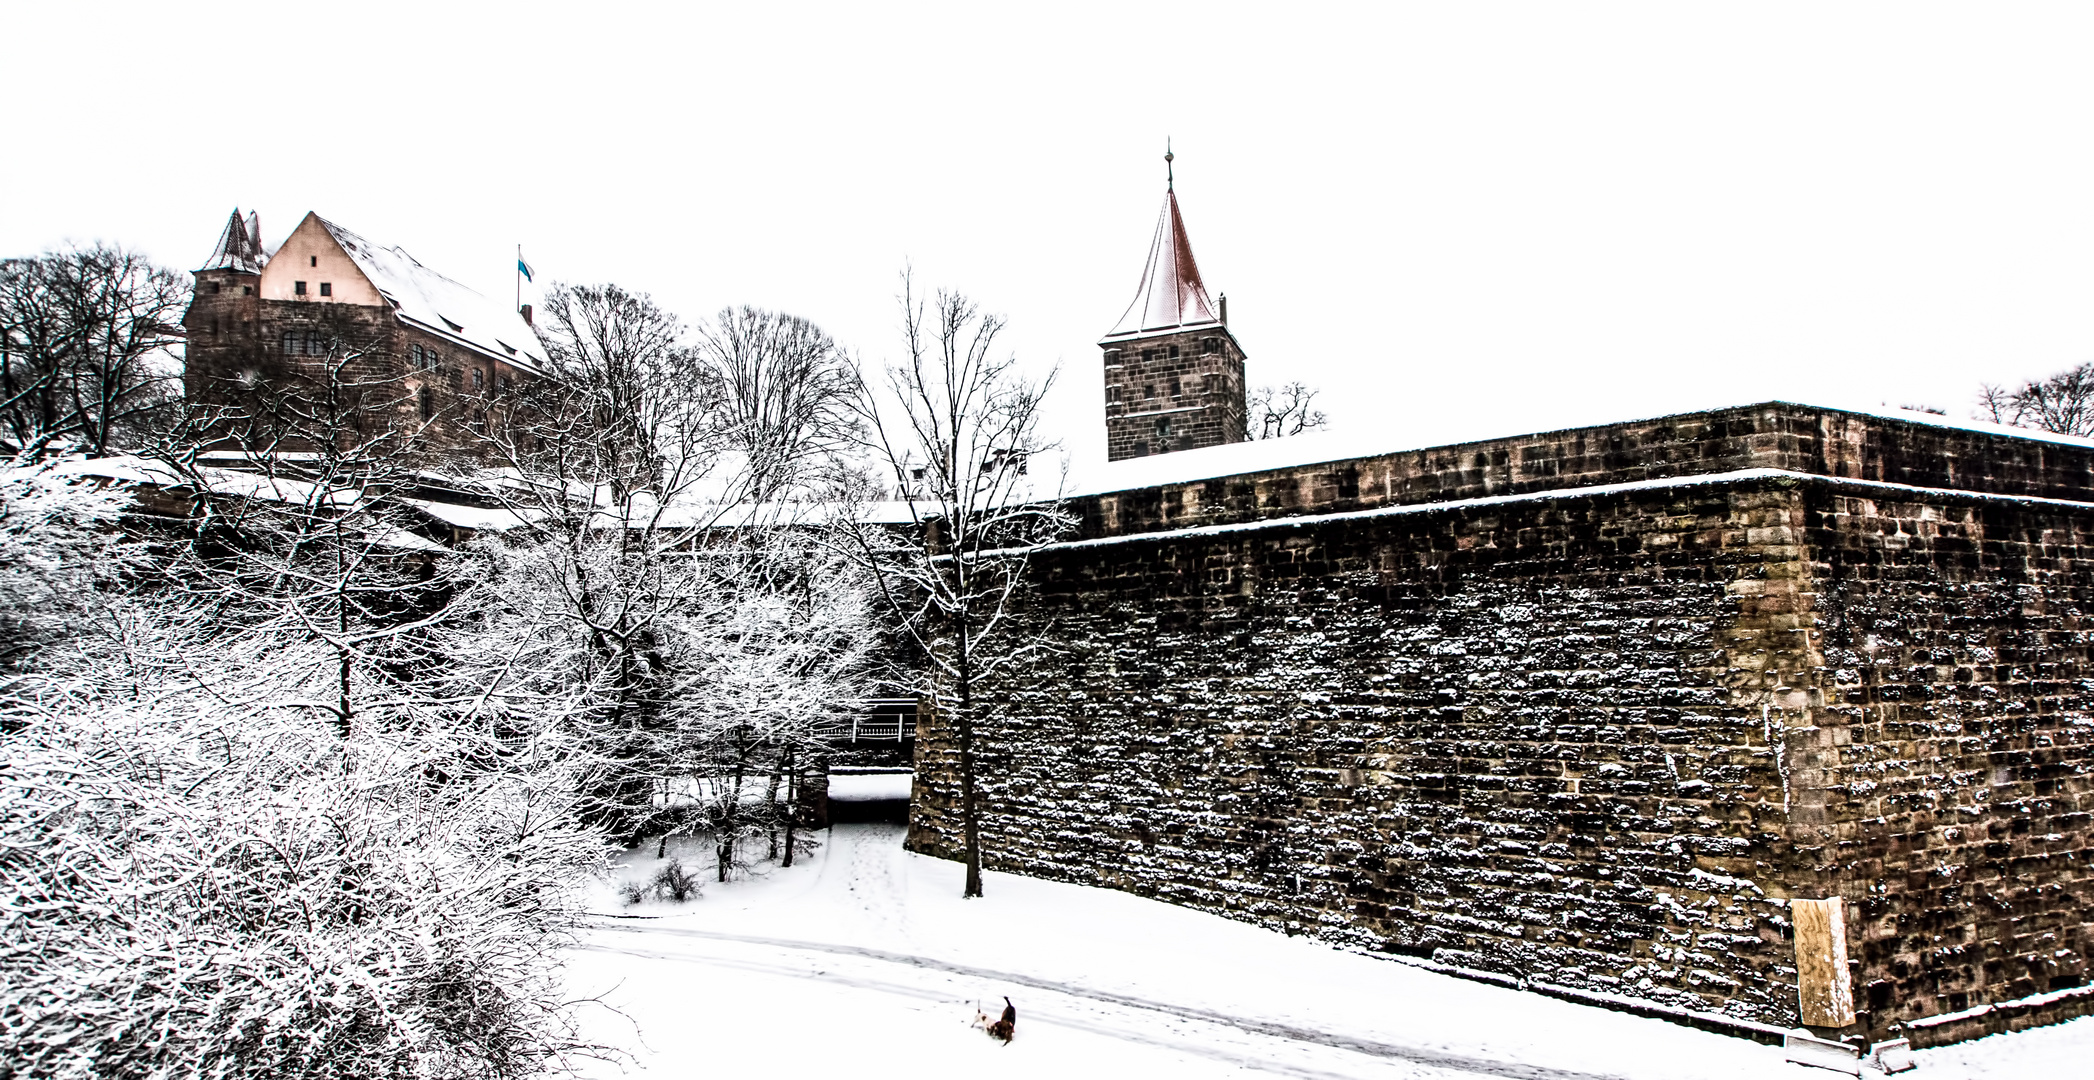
294 281 307 295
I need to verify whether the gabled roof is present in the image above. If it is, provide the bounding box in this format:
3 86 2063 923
311 214 549 376
1102 189 1221 341
198 209 268 274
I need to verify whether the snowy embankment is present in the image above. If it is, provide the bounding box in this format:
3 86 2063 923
566 825 2088 1079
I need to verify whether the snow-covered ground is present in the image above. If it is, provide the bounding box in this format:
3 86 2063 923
565 824 2089 1079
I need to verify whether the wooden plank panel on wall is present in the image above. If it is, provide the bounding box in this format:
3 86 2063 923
1794 897 1857 1027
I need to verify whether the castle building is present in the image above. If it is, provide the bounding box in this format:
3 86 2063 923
182 209 548 460
1100 165 1248 460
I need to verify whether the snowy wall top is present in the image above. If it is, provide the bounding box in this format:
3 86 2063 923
1060 399 2094 543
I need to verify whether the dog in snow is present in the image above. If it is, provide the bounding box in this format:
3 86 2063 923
978 996 1016 1043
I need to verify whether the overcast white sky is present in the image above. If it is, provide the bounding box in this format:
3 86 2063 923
9 3 2094 473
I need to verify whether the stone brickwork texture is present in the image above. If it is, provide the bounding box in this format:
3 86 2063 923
1101 327 1247 460
907 404 2094 1045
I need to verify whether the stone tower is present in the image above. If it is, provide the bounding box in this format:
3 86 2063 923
181 209 268 402
1099 165 1247 460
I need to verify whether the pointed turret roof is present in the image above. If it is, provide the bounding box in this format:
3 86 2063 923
1102 189 1221 341
198 209 267 274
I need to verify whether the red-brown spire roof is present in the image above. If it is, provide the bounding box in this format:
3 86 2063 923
1102 189 1221 341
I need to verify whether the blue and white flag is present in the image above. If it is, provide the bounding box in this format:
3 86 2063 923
517 254 535 283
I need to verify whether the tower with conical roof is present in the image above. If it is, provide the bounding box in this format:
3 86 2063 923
182 209 269 405
1099 150 1247 460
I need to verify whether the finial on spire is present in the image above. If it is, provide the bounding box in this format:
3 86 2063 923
1165 138 1175 191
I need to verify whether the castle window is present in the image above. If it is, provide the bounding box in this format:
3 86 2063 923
1104 351 1121 367
281 331 298 355
1203 337 1217 354
1156 418 1173 437
499 374 513 393
294 281 307 296
1106 385 1120 402
472 368 484 392
211 281 222 294
1169 377 1181 398
310 256 317 267
411 344 423 368
242 285 251 295
1141 349 1155 362
1169 345 1180 359
1143 384 1155 399
209 317 220 336
319 282 332 297
418 385 434 421
305 329 322 355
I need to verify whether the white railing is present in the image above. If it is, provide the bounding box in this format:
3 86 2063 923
816 699 917 743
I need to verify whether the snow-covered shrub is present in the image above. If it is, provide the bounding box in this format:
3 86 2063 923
648 859 701 903
0 467 605 1080
0 458 130 681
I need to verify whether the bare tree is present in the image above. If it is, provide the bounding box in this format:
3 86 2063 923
699 305 862 502
0 245 186 456
1980 362 2094 437
158 305 439 739
1245 380 1329 440
473 284 875 870
844 275 1075 898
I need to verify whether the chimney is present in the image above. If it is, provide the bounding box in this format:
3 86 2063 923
1218 293 1228 326
519 304 533 326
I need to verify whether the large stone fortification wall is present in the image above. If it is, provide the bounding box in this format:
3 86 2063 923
1075 401 2094 539
908 405 2094 1045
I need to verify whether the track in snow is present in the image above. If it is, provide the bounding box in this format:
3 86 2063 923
583 920 1632 1080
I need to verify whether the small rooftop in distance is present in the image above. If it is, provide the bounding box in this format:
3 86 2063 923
198 209 268 274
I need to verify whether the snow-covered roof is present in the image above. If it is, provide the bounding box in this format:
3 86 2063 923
314 216 550 376
1102 189 1223 342
198 209 268 274
42 455 446 553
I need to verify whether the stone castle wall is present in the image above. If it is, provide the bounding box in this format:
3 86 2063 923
907 405 2094 1044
